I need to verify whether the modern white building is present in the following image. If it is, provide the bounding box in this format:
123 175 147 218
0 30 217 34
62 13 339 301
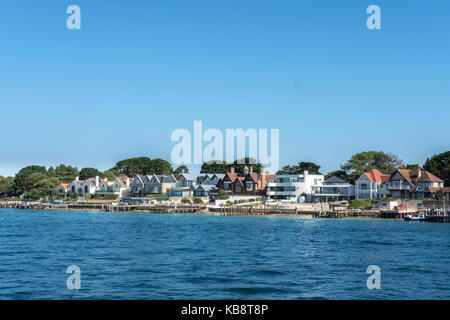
265 171 324 203
312 176 355 202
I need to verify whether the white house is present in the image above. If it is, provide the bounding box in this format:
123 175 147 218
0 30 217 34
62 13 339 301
97 176 130 199
355 169 390 200
67 176 104 195
57 183 70 197
312 176 355 202
265 171 324 203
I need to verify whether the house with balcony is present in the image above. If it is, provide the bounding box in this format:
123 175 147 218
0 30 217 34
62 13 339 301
129 174 178 196
191 184 217 198
312 176 355 202
265 170 324 203
355 169 390 200
386 168 444 199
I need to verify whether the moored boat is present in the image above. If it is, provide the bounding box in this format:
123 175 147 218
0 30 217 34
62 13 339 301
404 212 425 221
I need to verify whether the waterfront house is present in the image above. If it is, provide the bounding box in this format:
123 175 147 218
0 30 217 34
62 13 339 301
129 174 178 196
169 173 226 197
191 184 217 198
216 166 276 196
265 170 324 203
169 173 204 197
355 169 390 200
312 176 355 202
386 168 444 199
67 176 104 195
97 176 130 199
57 183 69 197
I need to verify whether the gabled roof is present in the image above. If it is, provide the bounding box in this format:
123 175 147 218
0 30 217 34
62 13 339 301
179 173 203 181
363 169 390 184
395 169 415 186
417 171 444 183
324 176 351 185
155 174 177 184
198 185 216 192
246 172 259 182
59 183 69 189
224 172 238 182
131 175 145 185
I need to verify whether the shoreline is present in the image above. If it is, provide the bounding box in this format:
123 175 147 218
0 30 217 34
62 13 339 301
1 202 449 222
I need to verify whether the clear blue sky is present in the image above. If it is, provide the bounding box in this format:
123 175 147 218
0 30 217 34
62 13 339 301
0 0 449 176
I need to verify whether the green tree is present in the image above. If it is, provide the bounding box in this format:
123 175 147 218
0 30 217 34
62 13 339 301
341 151 403 178
103 168 119 180
277 161 321 175
79 168 103 180
174 165 189 178
324 170 353 183
181 197 191 204
13 165 47 194
26 177 60 199
0 176 14 197
113 157 154 176
193 198 203 204
423 151 450 187
201 158 262 174
149 158 174 175
435 188 444 201
54 164 78 182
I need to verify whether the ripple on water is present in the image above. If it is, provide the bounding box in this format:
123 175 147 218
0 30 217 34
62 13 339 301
0 209 449 299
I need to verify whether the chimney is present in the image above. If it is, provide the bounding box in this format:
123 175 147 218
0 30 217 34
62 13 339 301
261 167 266 175
417 168 421 178
249 167 253 173
126 178 130 187
303 170 309 177
230 167 235 174
95 176 100 187
75 176 79 182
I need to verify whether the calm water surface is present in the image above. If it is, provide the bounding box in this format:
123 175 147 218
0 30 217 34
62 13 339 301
0 209 449 299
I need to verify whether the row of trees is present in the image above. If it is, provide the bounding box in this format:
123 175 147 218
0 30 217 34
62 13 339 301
279 151 450 186
1 151 449 199
0 157 187 199
200 158 263 173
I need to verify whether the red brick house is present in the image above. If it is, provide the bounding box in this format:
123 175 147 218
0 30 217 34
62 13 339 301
216 166 276 196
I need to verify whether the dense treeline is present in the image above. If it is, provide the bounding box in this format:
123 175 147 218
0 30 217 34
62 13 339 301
279 150 450 185
0 151 449 199
0 157 181 199
200 158 263 174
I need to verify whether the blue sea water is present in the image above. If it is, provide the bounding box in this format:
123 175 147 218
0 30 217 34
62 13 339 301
0 209 449 300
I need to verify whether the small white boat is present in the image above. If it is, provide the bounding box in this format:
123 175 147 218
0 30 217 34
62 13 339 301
404 213 425 221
